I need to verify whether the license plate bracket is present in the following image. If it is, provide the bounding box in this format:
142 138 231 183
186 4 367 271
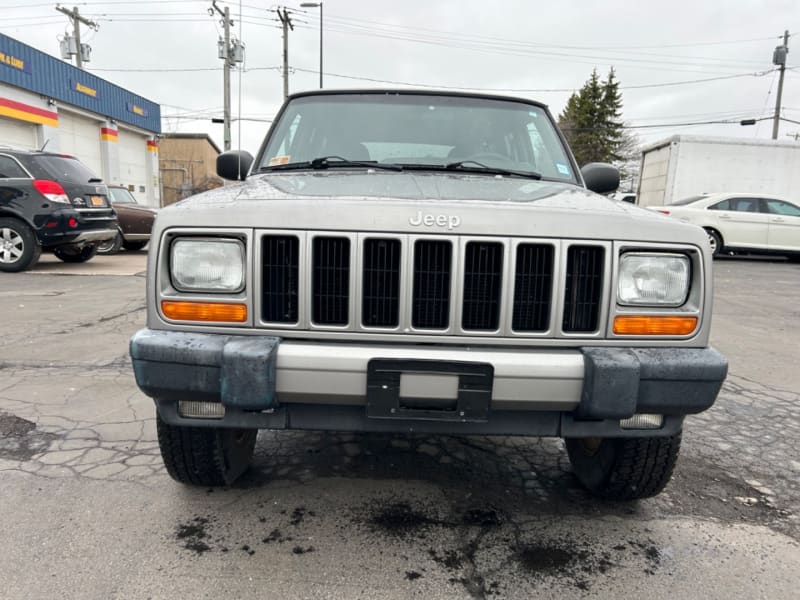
367 359 493 422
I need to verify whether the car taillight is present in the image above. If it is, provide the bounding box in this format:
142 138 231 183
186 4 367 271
33 180 70 204
657 210 670 215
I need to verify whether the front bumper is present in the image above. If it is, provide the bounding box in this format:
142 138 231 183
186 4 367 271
130 329 727 436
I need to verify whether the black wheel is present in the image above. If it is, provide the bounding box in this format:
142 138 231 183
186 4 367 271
0 218 41 272
53 244 98 263
122 241 148 251
565 432 682 500
156 412 257 486
96 231 123 255
704 228 723 257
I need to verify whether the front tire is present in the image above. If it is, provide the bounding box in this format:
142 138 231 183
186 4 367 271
565 433 681 500
0 218 41 272
53 244 98 263
156 412 257 486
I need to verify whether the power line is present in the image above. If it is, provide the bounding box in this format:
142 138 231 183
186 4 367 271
6 0 203 6
290 66 773 92
563 116 773 132
0 20 69 29
626 108 765 122
291 9 778 52
297 13 769 67
14 4 774 72
292 22 760 75
88 66 223 71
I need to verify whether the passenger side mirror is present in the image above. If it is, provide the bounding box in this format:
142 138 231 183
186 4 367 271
217 150 254 181
581 162 620 195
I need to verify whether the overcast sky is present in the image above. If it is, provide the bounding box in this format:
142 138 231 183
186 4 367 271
5 0 800 153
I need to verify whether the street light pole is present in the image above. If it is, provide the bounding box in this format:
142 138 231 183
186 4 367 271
301 2 323 88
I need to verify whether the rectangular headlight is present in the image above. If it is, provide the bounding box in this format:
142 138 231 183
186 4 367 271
617 253 689 306
171 238 245 292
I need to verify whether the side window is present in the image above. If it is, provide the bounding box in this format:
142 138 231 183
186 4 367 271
0 156 28 179
766 199 800 217
729 197 762 213
708 199 731 211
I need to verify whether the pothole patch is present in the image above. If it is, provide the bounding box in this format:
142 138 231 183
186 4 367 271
0 412 57 461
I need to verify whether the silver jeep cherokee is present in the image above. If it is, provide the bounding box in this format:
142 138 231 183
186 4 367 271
130 90 728 499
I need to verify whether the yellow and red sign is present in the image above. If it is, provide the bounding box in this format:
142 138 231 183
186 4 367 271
0 50 31 74
101 127 118 142
127 102 148 117
146 139 158 153
72 80 98 98
0 97 57 127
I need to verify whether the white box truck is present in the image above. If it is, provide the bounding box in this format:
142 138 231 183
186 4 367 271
637 135 800 207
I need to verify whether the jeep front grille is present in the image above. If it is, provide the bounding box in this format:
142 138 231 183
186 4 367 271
258 232 608 338
362 238 401 327
412 239 452 329
512 243 554 332
462 241 503 331
312 237 350 325
563 245 604 333
261 235 299 323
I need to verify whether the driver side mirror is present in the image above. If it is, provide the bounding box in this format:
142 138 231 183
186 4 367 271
217 150 254 181
581 162 620 195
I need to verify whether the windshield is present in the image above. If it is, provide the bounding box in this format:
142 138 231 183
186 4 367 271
109 187 137 204
259 94 577 182
33 155 101 184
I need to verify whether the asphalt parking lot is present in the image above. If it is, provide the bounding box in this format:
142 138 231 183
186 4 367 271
1 253 798 599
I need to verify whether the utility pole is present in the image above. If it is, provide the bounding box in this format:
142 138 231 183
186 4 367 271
276 8 294 100
55 5 98 68
772 30 790 140
211 1 234 151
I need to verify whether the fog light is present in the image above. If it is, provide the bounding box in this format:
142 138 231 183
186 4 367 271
620 414 663 430
178 401 225 419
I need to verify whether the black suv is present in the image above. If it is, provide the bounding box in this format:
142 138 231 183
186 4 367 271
0 149 117 272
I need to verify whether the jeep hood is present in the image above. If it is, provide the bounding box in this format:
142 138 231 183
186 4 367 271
156 171 705 245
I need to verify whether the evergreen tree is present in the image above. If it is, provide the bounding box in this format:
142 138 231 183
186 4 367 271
558 68 635 172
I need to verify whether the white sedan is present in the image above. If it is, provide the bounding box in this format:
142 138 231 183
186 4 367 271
650 193 800 261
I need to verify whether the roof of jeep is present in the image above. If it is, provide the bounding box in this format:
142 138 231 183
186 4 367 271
286 88 550 111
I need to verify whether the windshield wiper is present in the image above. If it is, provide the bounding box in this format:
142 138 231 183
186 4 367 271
442 160 542 180
260 155 403 172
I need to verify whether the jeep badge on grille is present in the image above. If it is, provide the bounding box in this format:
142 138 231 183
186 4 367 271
409 211 461 230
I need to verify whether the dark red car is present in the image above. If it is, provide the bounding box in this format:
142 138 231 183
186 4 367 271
97 186 158 254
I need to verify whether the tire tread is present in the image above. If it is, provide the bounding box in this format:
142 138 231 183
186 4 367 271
567 432 682 500
157 415 229 486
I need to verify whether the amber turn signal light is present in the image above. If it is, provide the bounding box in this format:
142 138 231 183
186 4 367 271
613 315 697 336
161 300 247 323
